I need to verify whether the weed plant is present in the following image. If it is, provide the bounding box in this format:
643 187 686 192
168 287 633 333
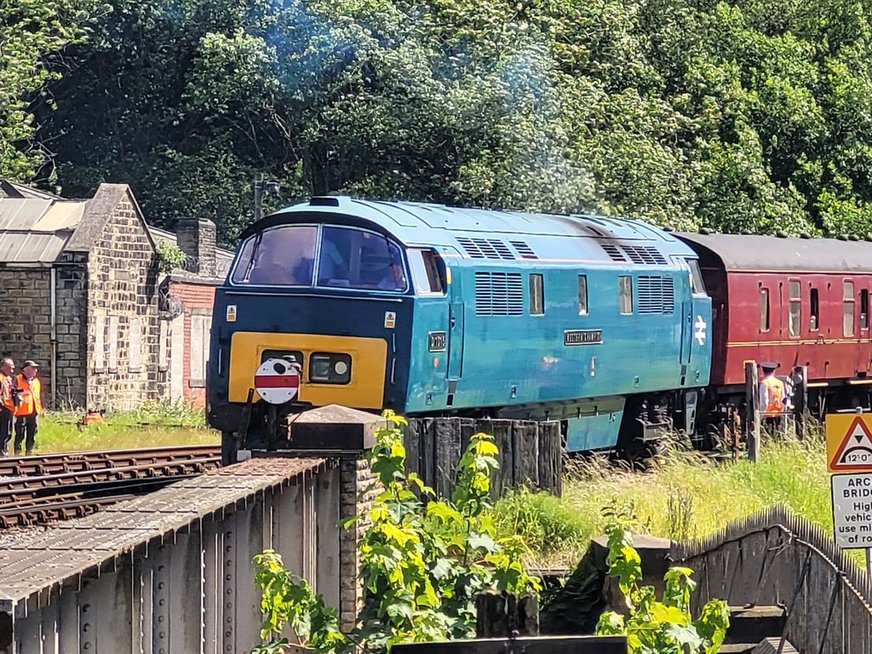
495 431 833 567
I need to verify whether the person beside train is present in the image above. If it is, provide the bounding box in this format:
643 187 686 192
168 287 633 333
14 360 42 456
0 358 16 457
759 361 786 415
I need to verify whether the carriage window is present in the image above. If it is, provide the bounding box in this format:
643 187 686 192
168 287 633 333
760 288 770 331
844 280 856 336
318 226 407 292
530 274 544 315
810 288 819 331
408 249 445 295
231 225 317 285
862 290 869 330
788 279 800 338
619 276 633 314
578 275 588 315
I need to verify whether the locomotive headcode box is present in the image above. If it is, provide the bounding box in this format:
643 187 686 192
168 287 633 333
831 473 872 548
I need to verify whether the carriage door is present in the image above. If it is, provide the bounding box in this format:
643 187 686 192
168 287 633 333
446 262 464 399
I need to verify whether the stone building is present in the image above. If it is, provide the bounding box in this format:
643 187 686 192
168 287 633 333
0 181 232 410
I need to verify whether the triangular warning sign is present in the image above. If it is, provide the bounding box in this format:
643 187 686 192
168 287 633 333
830 416 872 471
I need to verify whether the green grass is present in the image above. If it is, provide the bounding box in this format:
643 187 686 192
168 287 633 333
33 402 218 453
495 432 834 567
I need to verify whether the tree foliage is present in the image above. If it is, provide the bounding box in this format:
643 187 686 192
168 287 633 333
251 411 539 653
10 0 872 240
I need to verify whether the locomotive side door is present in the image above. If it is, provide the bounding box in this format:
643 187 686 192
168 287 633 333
446 262 464 391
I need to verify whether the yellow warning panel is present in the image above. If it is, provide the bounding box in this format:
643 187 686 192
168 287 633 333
826 413 872 473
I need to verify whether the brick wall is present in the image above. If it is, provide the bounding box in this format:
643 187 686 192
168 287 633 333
166 278 218 408
86 194 160 410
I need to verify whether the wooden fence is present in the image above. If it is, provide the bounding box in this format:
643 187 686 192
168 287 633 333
403 418 563 498
672 504 872 653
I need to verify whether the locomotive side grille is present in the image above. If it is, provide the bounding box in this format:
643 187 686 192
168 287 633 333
457 237 485 258
599 242 626 262
487 239 516 260
637 276 675 314
475 272 524 315
510 240 538 259
621 245 667 265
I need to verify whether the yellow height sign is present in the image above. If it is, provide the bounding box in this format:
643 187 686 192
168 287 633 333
826 414 872 472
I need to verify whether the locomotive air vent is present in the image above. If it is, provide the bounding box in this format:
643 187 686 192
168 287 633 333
456 237 516 260
621 245 667 265
509 240 538 259
475 272 524 316
599 242 626 262
637 276 675 314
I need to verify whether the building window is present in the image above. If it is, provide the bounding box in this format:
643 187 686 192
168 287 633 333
189 313 212 387
619 276 632 314
108 316 118 372
810 288 819 331
129 316 142 373
93 312 106 371
788 279 800 338
578 275 588 315
530 274 544 315
862 290 869 330
760 288 770 331
844 280 855 336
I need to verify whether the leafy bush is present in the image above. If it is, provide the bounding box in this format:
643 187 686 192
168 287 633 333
595 523 730 654
252 411 540 653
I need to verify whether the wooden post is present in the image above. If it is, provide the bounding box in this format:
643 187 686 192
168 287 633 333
744 360 760 463
476 591 539 638
793 365 808 441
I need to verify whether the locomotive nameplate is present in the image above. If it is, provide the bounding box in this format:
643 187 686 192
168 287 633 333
564 329 603 346
428 331 447 352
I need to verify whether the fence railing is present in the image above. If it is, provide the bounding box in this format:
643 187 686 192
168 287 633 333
403 418 563 498
672 504 872 654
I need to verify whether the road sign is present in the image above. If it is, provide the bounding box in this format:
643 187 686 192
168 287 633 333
826 414 872 472
831 473 872 548
254 358 300 405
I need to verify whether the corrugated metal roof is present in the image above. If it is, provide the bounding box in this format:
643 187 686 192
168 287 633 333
0 196 87 263
677 233 872 273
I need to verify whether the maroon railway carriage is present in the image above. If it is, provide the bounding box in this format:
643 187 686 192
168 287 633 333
678 232 872 416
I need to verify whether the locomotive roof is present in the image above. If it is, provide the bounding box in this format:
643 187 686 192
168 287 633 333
677 232 872 273
257 197 698 264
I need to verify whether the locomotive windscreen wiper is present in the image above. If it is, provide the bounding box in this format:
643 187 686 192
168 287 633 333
241 232 264 282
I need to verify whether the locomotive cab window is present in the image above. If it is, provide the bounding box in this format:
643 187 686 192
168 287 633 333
862 290 870 330
788 279 800 338
317 226 408 292
809 287 819 331
408 249 446 295
530 274 544 315
578 275 588 315
619 276 633 314
844 280 855 336
688 259 706 295
759 287 770 331
231 225 318 286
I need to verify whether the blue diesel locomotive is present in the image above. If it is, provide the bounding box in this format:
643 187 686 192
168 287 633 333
207 197 712 462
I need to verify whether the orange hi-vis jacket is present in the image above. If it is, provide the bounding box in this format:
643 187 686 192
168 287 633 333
760 375 785 414
0 373 14 412
14 374 41 416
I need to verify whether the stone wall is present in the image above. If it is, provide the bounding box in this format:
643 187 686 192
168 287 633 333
0 269 58 405
86 193 160 410
339 457 380 633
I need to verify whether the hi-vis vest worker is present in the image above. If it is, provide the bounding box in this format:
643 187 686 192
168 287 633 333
14 371 41 416
758 361 785 415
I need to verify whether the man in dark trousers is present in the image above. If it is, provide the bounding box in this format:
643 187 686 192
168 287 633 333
0 358 16 457
14 360 42 456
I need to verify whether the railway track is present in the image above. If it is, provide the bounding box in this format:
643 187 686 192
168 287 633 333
0 445 221 528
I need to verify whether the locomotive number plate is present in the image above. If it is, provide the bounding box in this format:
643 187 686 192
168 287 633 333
564 329 603 346
428 331 447 352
